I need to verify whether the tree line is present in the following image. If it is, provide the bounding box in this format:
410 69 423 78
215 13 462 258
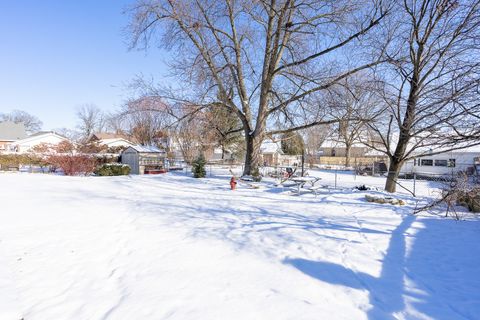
122 0 480 192
4 1 480 193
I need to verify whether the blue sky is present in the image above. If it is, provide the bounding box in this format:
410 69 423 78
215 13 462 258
0 0 169 130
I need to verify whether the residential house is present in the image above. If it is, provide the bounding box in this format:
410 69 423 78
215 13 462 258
260 140 301 166
11 131 70 153
318 138 370 157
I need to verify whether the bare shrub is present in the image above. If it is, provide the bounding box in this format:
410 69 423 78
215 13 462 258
45 141 96 176
46 154 96 176
415 175 480 220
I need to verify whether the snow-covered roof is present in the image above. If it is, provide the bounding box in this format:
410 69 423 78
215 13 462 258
416 144 480 155
455 144 480 153
91 132 130 140
15 131 69 144
364 149 387 157
100 138 135 146
126 145 163 153
320 138 366 149
261 140 283 154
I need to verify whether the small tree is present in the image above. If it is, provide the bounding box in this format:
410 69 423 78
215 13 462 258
281 132 304 156
191 154 207 178
205 103 243 160
281 132 305 175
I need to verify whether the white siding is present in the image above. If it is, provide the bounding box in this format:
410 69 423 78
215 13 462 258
14 133 69 153
401 152 479 175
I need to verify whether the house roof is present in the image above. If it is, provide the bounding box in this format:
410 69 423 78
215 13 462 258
261 140 283 154
97 138 135 147
90 132 132 141
30 131 67 139
15 131 70 144
415 143 480 155
125 145 163 153
320 138 367 149
0 121 27 141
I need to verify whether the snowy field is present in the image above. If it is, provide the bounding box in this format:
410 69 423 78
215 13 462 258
1 170 479 320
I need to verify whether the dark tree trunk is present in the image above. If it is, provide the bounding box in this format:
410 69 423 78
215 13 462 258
385 157 404 193
243 132 262 177
345 143 352 168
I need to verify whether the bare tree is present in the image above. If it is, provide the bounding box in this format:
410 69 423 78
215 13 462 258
302 125 331 159
366 0 480 192
76 104 106 141
0 110 43 134
171 105 216 163
105 112 128 136
126 0 390 176
118 96 174 146
52 127 81 142
327 76 381 167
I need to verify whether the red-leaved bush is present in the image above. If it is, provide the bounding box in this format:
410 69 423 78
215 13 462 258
44 141 97 176
47 155 96 176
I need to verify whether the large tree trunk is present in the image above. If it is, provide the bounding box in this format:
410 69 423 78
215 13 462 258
385 58 420 193
345 143 352 168
385 157 404 193
243 133 263 177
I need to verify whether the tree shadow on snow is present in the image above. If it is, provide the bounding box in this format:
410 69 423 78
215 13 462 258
284 215 480 319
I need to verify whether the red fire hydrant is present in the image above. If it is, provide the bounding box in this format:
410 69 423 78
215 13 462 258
230 177 237 190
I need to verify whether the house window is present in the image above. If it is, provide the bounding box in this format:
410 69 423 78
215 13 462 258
421 159 433 166
448 159 456 167
434 159 448 167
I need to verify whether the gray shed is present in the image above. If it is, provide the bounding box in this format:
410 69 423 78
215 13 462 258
121 145 166 174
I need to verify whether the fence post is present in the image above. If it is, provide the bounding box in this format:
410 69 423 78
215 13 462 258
413 172 416 197
335 169 337 189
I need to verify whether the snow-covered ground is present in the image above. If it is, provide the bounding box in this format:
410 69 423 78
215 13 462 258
1 170 479 320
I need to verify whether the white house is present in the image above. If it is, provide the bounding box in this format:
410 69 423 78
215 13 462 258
10 131 70 153
318 138 371 157
401 145 480 177
260 140 301 166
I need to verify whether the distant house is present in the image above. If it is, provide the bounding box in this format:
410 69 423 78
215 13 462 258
260 140 301 166
88 133 135 148
11 131 70 153
400 145 480 177
318 138 370 158
121 145 166 174
0 121 27 151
